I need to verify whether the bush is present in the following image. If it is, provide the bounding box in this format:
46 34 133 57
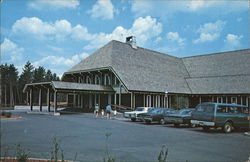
1 111 12 117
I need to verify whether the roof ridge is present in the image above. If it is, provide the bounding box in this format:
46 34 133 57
185 74 250 79
182 48 250 59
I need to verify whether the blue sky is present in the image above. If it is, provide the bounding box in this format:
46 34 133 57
1 0 249 78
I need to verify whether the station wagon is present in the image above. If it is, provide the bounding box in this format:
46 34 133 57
191 102 250 133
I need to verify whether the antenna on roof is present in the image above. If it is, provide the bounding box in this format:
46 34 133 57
126 36 137 49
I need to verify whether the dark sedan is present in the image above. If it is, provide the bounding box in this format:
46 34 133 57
164 108 195 127
143 108 176 124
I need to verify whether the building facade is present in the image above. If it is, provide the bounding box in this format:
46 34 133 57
24 38 250 111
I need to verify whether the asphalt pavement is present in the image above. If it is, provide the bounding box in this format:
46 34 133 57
1 111 250 162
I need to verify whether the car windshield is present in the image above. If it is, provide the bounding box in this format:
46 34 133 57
150 109 161 114
135 107 144 111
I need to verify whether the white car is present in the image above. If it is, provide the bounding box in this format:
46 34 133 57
124 107 152 121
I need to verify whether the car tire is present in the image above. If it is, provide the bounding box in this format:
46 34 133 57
131 118 136 122
223 122 233 133
174 124 180 127
160 119 165 125
145 120 151 124
202 126 210 131
189 123 196 128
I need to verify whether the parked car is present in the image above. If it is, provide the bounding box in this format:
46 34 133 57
124 107 152 121
137 108 157 121
191 102 250 133
143 108 176 124
164 108 195 127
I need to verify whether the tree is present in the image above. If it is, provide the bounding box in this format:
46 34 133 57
18 61 34 103
0 64 18 107
33 66 46 83
45 69 53 81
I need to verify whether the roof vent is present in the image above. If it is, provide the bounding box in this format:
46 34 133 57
126 36 137 49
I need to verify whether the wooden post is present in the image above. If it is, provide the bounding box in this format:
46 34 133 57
30 88 33 111
130 92 133 109
119 85 121 106
26 92 29 105
73 93 76 107
133 93 135 109
47 89 50 112
54 91 57 112
39 89 42 111
114 93 117 105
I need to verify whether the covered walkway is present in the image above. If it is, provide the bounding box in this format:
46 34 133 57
23 81 114 113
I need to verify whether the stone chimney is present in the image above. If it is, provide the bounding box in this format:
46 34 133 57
126 36 137 49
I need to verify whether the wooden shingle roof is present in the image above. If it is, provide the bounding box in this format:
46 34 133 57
65 40 250 94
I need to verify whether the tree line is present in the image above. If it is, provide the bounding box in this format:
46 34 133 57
0 61 60 107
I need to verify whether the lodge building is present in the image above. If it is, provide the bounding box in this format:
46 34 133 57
24 37 250 112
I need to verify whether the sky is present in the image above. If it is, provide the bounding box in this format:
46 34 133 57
1 0 249 78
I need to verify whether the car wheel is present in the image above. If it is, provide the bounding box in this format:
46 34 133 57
174 124 180 127
202 126 210 131
160 119 165 125
131 118 136 122
145 120 151 124
189 123 196 128
223 122 233 133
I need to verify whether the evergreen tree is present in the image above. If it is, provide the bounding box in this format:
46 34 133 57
18 61 34 103
45 69 53 81
33 66 46 83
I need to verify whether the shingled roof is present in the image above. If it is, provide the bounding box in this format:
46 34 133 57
65 40 250 94
183 49 250 94
66 40 191 93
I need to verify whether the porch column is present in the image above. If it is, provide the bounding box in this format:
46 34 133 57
26 91 29 105
80 94 83 108
54 91 57 112
169 95 171 108
241 96 243 105
89 94 92 109
226 96 228 104
73 93 76 107
133 93 135 109
130 92 133 109
114 93 117 105
30 88 33 111
47 88 50 112
246 96 249 107
108 94 111 105
39 89 42 111
66 94 69 106
143 94 145 107
78 94 80 107
199 96 202 104
119 85 121 106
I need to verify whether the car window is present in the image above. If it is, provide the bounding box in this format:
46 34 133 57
135 108 144 111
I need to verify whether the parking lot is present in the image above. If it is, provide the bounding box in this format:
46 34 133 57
1 111 250 162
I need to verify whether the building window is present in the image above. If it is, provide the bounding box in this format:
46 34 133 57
104 74 111 85
95 75 100 85
231 97 237 104
86 76 91 84
217 97 223 103
146 95 151 107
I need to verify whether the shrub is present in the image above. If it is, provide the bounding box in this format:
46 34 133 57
5 112 12 118
1 111 12 117
15 144 29 162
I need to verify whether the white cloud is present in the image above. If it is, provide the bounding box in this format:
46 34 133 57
131 0 248 19
193 20 226 44
166 32 186 46
223 34 243 50
33 53 89 68
87 0 115 20
28 0 79 10
12 16 162 50
83 16 163 50
1 38 24 62
12 17 74 41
